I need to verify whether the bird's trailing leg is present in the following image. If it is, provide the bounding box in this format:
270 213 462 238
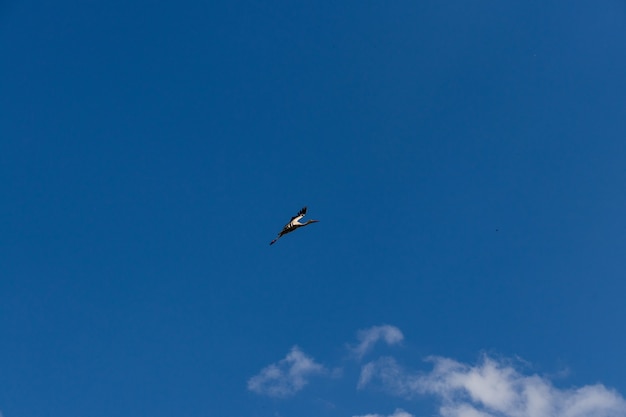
269 236 280 245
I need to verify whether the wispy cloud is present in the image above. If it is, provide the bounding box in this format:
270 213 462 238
249 324 626 417
247 346 326 398
353 408 414 417
358 355 626 417
351 324 404 359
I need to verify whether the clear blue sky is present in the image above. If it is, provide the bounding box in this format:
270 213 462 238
1 1 625 416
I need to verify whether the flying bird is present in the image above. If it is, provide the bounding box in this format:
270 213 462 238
270 206 319 245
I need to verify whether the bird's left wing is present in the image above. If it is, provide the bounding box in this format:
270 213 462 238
289 206 307 222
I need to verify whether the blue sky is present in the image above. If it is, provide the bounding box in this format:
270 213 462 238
1 1 626 416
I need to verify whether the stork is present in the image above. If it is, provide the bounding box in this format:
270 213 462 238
270 206 319 245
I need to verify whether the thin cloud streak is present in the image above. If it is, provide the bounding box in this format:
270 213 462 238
353 408 414 417
247 346 326 398
351 325 404 359
358 355 626 417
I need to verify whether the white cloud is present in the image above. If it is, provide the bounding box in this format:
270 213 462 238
248 324 626 417
247 346 326 398
351 325 404 359
358 355 626 417
357 356 421 396
353 408 414 417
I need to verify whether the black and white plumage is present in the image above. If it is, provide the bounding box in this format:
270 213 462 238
269 206 319 245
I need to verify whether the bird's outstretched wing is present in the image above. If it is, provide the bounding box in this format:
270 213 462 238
289 206 307 222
